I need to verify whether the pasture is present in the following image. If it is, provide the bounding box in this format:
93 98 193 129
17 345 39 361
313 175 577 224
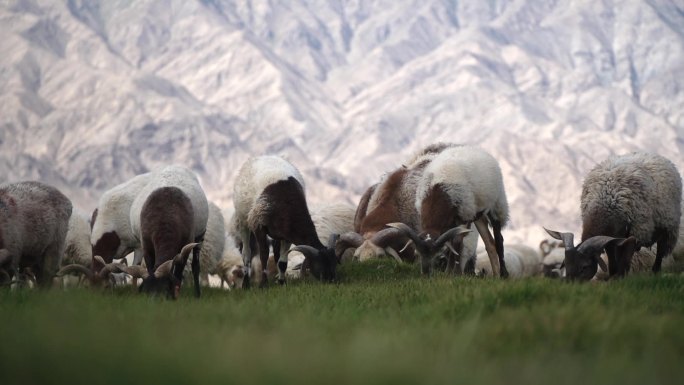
1 260 683 385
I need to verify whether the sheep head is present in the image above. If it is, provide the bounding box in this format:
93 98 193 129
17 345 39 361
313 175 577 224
544 228 636 280
387 222 471 275
56 255 127 288
136 242 199 299
338 229 412 263
288 234 339 282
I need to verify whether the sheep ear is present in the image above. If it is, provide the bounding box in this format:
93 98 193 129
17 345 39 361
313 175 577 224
544 228 574 249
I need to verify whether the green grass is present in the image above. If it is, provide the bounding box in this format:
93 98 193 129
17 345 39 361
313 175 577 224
1 260 683 385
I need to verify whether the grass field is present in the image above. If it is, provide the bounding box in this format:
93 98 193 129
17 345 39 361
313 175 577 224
1 260 683 385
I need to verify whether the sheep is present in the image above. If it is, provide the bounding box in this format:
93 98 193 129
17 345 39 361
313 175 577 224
0 181 72 287
212 235 246 290
57 209 129 288
288 202 356 277
233 155 337 286
546 152 682 280
121 165 209 298
89 171 153 266
182 202 225 286
388 145 510 277
475 244 542 278
337 143 458 264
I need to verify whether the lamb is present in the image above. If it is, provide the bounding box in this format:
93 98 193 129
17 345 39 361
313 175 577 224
211 235 246 290
389 145 510 277
337 143 457 264
233 155 337 286
0 181 72 287
475 244 542 278
546 152 682 280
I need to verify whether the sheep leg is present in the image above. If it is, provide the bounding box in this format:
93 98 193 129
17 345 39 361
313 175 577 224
277 240 290 284
191 246 201 298
254 228 270 288
474 217 501 277
491 219 508 278
653 232 670 274
240 227 252 289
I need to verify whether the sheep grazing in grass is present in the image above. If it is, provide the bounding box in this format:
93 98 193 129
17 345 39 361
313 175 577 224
125 166 208 298
389 145 510 277
337 143 457 264
234 155 337 286
546 152 682 280
57 209 128 288
89 172 153 266
0 181 72 287
212 235 246 290
475 244 542 278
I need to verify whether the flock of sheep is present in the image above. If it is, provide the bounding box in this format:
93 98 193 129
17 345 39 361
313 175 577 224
1 142 682 298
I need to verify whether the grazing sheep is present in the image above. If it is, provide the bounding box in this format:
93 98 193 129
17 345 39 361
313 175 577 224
285 202 356 277
58 209 128 288
90 172 153 265
338 143 457 264
211 235 246 290
546 152 682 280
127 166 208 298
233 155 337 286
475 244 542 278
0 181 72 287
389 145 510 277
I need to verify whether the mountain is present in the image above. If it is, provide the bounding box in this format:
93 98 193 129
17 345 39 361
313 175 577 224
1 0 683 245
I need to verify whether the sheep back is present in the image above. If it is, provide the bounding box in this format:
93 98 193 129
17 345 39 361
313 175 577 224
0 181 72 285
417 146 509 227
581 152 682 253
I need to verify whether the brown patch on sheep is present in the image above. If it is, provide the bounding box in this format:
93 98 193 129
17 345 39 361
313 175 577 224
91 231 122 266
359 168 408 236
353 184 378 233
420 183 462 238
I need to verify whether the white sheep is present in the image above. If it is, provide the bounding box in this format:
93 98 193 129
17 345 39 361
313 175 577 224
233 155 337 286
337 143 459 264
546 152 682 280
475 244 542 278
127 165 208 298
211 235 246 290
90 172 153 266
389 145 510 277
0 181 72 287
287 202 356 277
